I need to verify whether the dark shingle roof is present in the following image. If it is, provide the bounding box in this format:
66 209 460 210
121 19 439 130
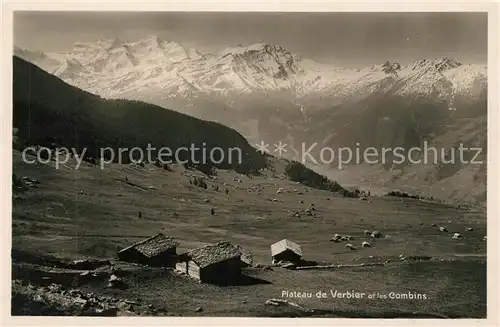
235 245 253 266
186 242 241 268
118 233 179 258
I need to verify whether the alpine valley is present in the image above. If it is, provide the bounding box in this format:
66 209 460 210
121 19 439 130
15 35 488 204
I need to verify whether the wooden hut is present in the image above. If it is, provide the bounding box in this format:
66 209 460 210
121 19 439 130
175 242 242 284
270 239 302 264
117 233 179 267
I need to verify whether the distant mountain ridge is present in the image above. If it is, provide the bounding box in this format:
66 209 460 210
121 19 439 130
14 37 487 205
14 36 487 106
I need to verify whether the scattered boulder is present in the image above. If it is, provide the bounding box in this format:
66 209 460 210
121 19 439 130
264 299 311 313
345 243 356 250
109 274 121 282
361 241 372 248
331 234 352 242
265 299 281 306
371 231 382 238
195 306 203 312
94 307 119 316
439 226 448 232
364 229 371 235
483 236 487 241
19 176 41 187
466 227 473 232
452 233 461 239
79 271 90 277
303 209 313 216
274 260 296 269
330 234 341 242
68 289 82 297
330 236 341 243
107 274 124 289
20 283 129 315
47 283 62 293
280 262 297 270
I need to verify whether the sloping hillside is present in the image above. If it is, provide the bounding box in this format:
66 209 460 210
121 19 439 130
249 93 487 205
13 56 267 174
10 58 486 319
10 148 487 317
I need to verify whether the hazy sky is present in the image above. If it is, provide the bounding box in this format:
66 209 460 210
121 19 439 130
14 12 487 66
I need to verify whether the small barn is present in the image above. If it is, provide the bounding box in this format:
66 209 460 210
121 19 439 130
270 239 302 264
117 233 179 267
175 242 242 284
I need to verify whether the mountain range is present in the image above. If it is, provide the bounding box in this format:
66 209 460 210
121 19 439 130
14 36 487 107
14 36 488 205
12 56 269 175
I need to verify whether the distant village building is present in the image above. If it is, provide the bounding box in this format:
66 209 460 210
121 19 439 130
175 242 242 284
270 239 303 264
117 233 179 267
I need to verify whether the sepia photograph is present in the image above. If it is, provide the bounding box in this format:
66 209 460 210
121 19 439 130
5 5 495 321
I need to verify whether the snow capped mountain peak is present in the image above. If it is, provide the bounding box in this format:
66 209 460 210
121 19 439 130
219 43 263 56
219 42 295 60
143 34 163 43
14 37 486 109
381 61 402 74
433 57 462 72
14 46 44 58
216 42 300 83
412 57 462 72
14 46 62 73
129 35 163 51
53 58 88 80
187 48 204 60
125 36 191 64
107 37 126 50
